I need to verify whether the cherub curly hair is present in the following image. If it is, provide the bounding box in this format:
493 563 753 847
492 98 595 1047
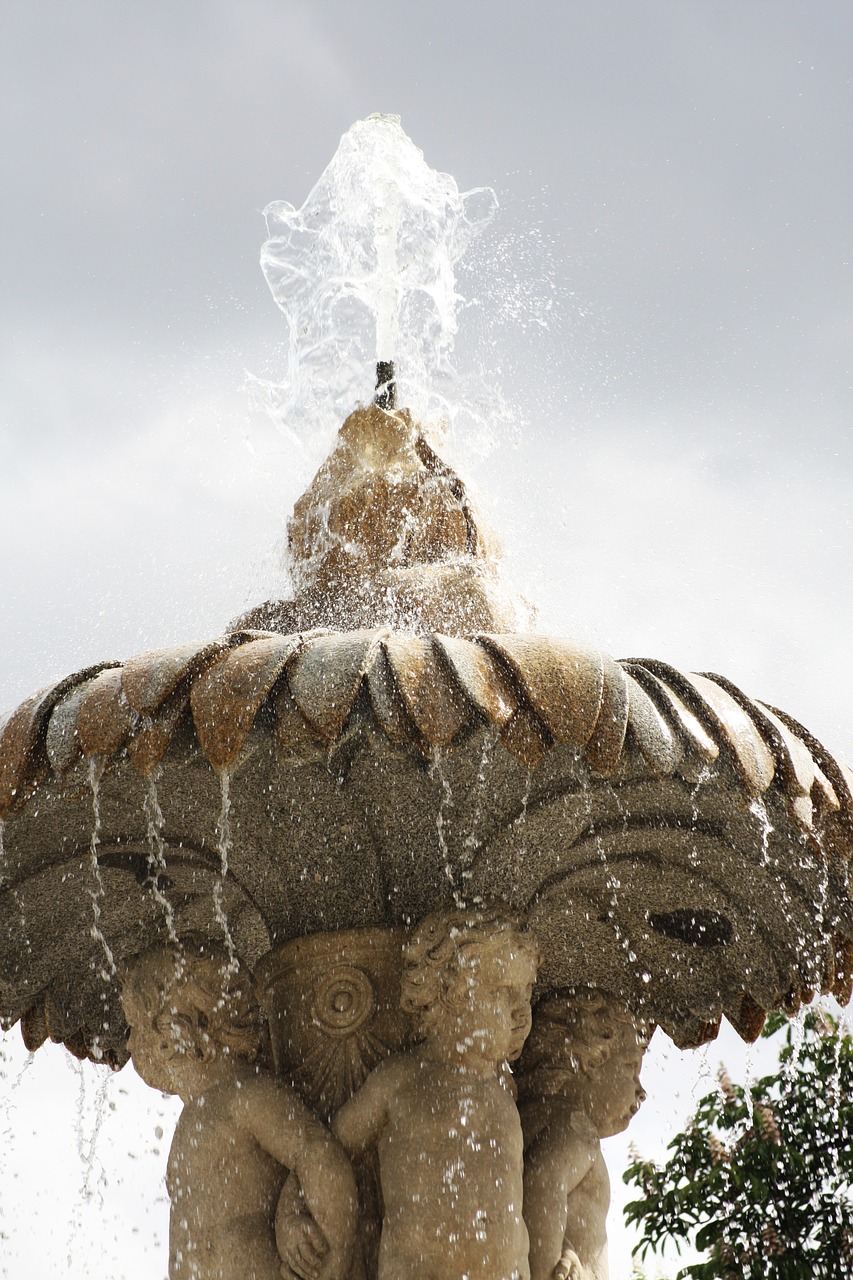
517 986 647 1093
400 900 541 1038
120 939 264 1063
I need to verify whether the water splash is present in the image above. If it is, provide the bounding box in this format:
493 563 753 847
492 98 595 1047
254 114 497 452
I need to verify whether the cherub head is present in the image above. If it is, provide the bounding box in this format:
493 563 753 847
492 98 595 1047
517 987 649 1136
400 901 541 1065
120 941 264 1099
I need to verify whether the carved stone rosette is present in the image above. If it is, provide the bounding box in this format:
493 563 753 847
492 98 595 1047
256 927 410 1120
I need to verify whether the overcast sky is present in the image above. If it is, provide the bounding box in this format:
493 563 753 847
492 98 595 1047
2 3 852 1276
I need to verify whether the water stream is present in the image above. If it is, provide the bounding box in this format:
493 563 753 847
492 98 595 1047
142 771 181 947
213 769 238 967
86 757 116 982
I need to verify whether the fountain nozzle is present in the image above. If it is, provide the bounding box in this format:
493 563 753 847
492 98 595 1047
374 360 397 410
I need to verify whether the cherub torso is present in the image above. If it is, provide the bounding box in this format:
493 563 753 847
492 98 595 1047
167 1087 285 1280
520 1097 610 1280
376 1054 529 1280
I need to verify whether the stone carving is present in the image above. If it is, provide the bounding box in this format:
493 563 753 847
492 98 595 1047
120 942 358 1280
235 404 515 636
273 903 541 1280
258 928 412 1279
4 405 853 1066
117 919 655 1280
517 989 649 1280
325 902 541 1280
256 928 411 1121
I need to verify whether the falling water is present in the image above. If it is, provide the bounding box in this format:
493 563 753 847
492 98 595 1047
749 795 774 867
254 114 498 451
431 758 463 907
688 764 712 866
80 1070 111 1203
213 770 238 966
86 757 116 983
65 1056 89 1265
143 772 180 947
461 728 498 880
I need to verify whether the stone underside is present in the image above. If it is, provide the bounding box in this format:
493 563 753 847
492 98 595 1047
1 627 852 1066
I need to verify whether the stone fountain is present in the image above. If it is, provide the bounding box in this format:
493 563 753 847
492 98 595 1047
2 117 852 1280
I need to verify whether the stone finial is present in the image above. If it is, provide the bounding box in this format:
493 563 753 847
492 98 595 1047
235 403 515 636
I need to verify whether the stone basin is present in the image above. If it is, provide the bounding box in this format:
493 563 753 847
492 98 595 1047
3 623 852 1066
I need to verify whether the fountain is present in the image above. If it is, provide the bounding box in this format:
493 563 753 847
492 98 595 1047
1 116 852 1280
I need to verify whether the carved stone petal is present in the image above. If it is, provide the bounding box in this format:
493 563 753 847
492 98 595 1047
758 700 838 810
19 997 49 1052
498 706 551 769
664 1012 722 1051
584 656 630 774
433 635 517 727
287 631 380 740
636 661 777 794
621 663 719 769
624 674 682 775
480 636 604 748
762 704 852 833
0 665 118 817
698 673 819 819
77 668 135 757
45 683 92 773
841 763 853 812
811 765 841 813
273 682 328 758
366 646 420 746
383 636 468 748
126 693 190 776
190 634 301 770
684 673 777 796
122 639 230 714
727 993 767 1043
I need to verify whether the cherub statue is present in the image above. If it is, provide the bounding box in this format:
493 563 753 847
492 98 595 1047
120 942 358 1280
280 901 541 1280
516 988 649 1280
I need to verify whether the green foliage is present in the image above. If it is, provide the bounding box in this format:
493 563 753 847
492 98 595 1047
623 1008 853 1279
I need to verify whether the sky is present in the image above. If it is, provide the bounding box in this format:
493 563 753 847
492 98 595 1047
1 2 852 1276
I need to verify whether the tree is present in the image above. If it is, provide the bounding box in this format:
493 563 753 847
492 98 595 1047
623 1007 853 1279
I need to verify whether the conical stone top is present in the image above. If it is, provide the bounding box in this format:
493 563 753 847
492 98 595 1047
236 403 514 635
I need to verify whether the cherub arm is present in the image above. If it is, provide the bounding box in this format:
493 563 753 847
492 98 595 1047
229 1075 357 1280
330 1056 397 1160
523 1109 599 1280
275 1058 399 1280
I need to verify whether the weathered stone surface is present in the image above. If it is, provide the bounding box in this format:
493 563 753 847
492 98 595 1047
2 624 851 1065
122 639 230 715
190 634 300 770
233 404 515 637
77 667 135 758
0 663 118 817
121 943 358 1280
